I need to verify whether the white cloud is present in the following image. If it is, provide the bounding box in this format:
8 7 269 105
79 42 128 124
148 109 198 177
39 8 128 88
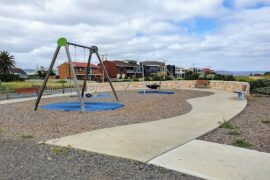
0 0 269 71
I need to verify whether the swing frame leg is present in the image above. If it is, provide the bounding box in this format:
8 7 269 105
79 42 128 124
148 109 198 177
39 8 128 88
65 45 85 112
81 51 93 97
34 46 60 110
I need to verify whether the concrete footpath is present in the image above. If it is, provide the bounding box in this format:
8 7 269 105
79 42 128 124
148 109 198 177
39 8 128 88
149 140 270 180
46 89 247 162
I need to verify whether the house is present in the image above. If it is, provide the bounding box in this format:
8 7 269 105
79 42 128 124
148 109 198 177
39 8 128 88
140 61 166 77
11 68 28 79
202 68 215 75
188 67 203 75
175 67 188 78
58 61 103 81
166 65 176 77
102 60 142 79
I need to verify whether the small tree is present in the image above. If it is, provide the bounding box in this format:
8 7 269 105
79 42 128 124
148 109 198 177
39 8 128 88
0 51 16 74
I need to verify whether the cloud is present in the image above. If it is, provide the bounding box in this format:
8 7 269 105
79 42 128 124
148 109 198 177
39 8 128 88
0 0 269 71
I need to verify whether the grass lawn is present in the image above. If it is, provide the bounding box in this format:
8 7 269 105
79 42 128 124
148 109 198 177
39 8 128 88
1 80 76 89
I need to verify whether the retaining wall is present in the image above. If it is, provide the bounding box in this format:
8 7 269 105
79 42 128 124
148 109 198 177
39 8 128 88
87 80 250 94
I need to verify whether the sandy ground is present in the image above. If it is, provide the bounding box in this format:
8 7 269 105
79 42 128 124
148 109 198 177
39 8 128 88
200 95 270 153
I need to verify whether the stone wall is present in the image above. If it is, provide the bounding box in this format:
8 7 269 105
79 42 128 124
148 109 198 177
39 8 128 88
87 80 250 94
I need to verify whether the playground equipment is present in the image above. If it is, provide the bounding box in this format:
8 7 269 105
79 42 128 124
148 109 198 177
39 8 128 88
34 37 119 112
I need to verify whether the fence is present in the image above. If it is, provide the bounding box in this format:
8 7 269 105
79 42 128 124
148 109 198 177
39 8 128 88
0 86 78 101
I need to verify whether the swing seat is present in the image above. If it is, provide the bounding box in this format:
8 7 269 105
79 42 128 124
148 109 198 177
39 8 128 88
146 83 160 89
85 93 92 98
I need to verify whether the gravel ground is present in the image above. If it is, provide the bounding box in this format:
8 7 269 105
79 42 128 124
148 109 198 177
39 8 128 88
0 89 212 141
0 139 201 180
200 95 270 153
0 89 209 180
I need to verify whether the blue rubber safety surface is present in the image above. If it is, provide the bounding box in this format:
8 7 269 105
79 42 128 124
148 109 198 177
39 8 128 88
40 102 124 111
138 90 175 95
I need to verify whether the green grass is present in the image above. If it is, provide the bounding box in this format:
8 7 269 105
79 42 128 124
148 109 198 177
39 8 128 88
261 116 270 124
1 80 77 89
232 139 252 148
0 127 4 133
21 134 34 139
235 76 254 83
219 120 235 129
51 145 71 155
226 130 240 136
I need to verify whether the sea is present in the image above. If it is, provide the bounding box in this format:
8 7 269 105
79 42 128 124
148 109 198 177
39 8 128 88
216 71 268 76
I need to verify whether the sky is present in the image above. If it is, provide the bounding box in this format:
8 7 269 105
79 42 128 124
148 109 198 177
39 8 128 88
0 0 270 71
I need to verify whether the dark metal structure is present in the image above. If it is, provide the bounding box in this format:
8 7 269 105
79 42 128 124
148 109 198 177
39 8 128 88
34 37 119 112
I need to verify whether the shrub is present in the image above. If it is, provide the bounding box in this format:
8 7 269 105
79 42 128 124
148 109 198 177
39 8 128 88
254 87 270 95
133 78 140 82
152 74 162 81
250 79 270 93
184 72 199 80
0 74 24 82
214 74 236 81
144 77 151 81
165 76 173 81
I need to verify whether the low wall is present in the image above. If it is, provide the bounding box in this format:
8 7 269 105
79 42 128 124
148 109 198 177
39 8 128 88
87 80 250 94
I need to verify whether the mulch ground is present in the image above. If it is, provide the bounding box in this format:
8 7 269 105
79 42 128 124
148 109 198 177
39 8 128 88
200 95 270 153
0 90 212 141
0 89 210 180
0 139 201 180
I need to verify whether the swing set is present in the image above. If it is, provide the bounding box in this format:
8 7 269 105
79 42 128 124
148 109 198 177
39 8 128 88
34 37 120 112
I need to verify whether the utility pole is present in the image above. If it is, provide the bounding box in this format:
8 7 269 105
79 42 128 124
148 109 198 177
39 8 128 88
101 54 108 82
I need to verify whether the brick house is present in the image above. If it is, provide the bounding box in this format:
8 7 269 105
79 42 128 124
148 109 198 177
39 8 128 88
58 61 103 81
102 60 142 79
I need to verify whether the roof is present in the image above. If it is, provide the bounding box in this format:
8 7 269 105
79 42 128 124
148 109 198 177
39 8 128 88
10 68 27 75
140 61 165 66
202 68 213 73
106 60 139 67
59 61 100 68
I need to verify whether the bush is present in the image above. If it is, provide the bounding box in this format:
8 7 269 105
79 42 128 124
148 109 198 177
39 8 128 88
213 74 235 81
253 87 270 95
144 77 151 81
0 74 24 82
133 78 140 82
250 79 270 93
184 72 199 80
164 76 173 81
152 74 162 81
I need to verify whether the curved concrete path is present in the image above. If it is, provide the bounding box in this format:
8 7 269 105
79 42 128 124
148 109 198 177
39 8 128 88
46 89 247 162
150 140 270 180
